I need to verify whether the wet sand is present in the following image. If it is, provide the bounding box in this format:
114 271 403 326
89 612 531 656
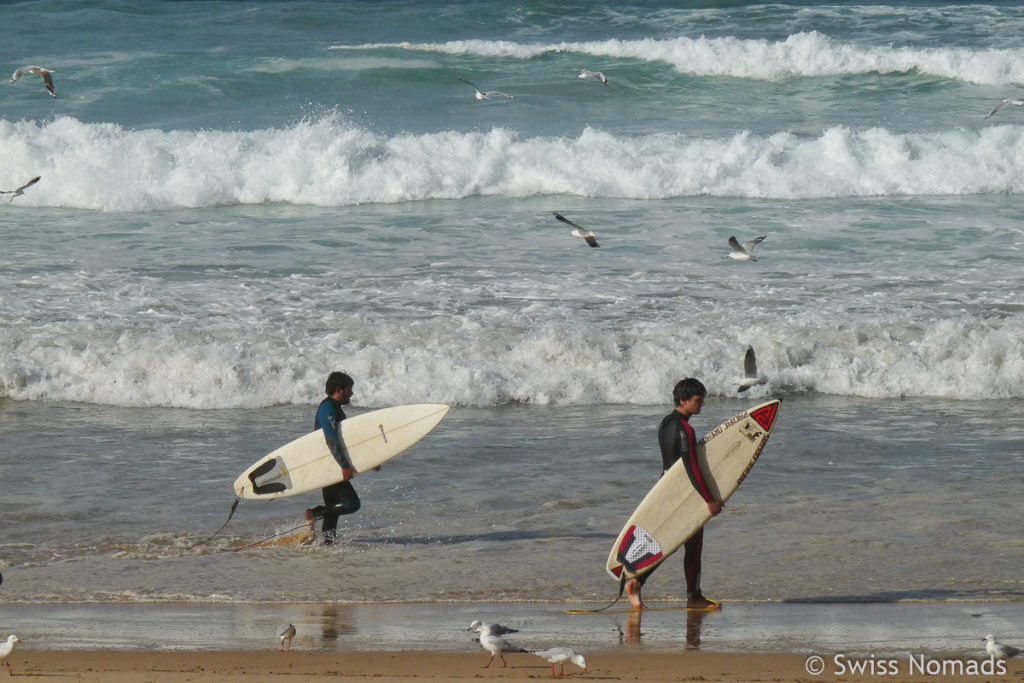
6 650 1024 682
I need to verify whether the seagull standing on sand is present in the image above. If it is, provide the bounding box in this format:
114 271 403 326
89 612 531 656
277 623 296 651
737 346 769 393
532 647 589 678
578 69 609 85
10 65 56 97
0 635 21 676
479 630 529 668
984 634 1023 659
728 235 766 261
985 99 1024 119
0 176 41 200
459 78 515 101
553 212 600 248
468 620 519 637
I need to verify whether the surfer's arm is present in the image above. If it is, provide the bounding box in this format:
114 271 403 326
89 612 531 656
680 423 717 506
317 403 354 470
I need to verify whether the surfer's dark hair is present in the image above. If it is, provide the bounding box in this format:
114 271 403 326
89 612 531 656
325 371 354 395
673 377 706 405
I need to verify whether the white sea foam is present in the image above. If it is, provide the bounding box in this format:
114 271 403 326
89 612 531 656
5 115 1024 212
3 300 1024 408
337 32 1024 85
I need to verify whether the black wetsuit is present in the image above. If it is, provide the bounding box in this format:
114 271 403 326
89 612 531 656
640 410 714 597
315 396 361 542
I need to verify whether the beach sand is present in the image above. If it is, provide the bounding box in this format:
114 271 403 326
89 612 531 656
6 650 1024 682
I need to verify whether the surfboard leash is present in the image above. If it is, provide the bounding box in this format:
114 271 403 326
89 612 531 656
185 497 240 551
566 576 627 614
232 520 315 552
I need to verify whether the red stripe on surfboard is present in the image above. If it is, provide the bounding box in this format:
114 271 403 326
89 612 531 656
751 402 779 431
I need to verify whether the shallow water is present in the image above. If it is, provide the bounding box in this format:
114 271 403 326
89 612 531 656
1 0 1022 631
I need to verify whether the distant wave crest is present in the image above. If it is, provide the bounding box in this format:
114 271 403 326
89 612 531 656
4 114 1024 211
338 32 1024 85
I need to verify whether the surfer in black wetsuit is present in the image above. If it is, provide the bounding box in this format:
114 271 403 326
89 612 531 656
312 371 371 545
626 377 722 610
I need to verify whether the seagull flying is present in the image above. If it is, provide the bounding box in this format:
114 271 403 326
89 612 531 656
985 99 1024 119
0 176 41 200
479 631 529 669
984 634 1023 659
0 635 21 676
277 623 296 651
10 65 56 98
459 78 515 101
554 212 600 248
737 346 769 393
728 235 766 261
532 647 589 678
578 70 609 85
468 620 519 637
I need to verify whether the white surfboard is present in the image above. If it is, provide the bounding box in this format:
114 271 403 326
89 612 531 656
234 403 450 501
607 399 781 581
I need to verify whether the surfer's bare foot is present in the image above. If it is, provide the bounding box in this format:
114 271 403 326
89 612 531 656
625 578 646 609
687 594 721 610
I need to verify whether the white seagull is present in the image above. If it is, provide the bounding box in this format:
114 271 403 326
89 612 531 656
984 634 1023 659
479 630 529 669
554 212 599 248
10 65 56 98
985 98 1024 119
578 69 609 85
277 623 296 651
737 346 769 393
459 78 515 101
532 647 589 678
0 175 41 200
468 620 519 637
728 234 766 261
0 635 21 676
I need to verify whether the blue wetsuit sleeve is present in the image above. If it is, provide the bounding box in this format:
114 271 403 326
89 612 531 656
317 401 353 469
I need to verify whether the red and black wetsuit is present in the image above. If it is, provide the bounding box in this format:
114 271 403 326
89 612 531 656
649 409 714 597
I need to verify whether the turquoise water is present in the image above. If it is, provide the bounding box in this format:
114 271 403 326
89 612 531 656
1 2 1022 618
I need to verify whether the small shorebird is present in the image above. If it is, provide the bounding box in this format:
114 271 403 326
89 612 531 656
459 78 515 101
0 176 41 200
532 647 589 678
277 623 296 651
737 346 769 393
728 234 766 261
984 634 1023 659
985 98 1024 119
10 65 56 97
468 620 519 637
479 630 529 668
578 69 609 85
554 212 600 248
0 635 21 676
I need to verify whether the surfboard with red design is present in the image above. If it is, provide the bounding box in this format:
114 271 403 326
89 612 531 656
607 399 781 582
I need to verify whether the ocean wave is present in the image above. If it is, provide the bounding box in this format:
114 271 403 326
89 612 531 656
3 311 1023 408
340 32 1024 85
4 114 1024 211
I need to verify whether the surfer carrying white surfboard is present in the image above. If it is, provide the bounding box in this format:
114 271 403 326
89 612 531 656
626 378 723 610
312 371 377 545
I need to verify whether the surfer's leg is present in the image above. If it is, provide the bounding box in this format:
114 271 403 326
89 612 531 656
320 481 361 544
684 528 718 608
